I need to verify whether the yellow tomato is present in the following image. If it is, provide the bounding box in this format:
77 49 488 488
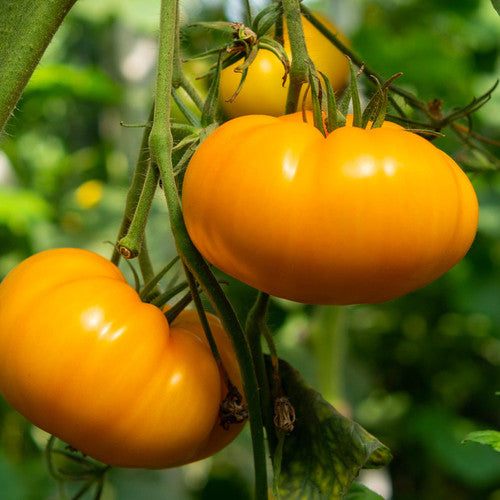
0 248 244 468
75 180 104 209
219 14 350 117
182 113 479 305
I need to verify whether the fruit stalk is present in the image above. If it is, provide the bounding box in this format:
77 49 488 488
148 0 268 497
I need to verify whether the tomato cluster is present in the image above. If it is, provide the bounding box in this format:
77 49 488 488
0 10 480 477
182 112 479 305
0 248 244 468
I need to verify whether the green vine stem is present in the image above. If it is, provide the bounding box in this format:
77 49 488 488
180 74 205 112
164 290 193 323
111 106 155 265
299 5 427 118
149 1 268 497
118 164 159 259
282 0 311 114
183 264 224 368
140 255 180 300
0 0 78 134
171 7 204 112
150 281 189 307
245 292 277 453
309 306 348 407
137 234 156 286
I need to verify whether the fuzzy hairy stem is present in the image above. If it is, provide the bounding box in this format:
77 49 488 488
149 1 268 497
0 0 77 134
282 0 311 114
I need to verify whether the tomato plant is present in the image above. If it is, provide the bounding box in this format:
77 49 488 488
219 14 349 117
0 248 244 468
182 112 479 305
1 0 498 497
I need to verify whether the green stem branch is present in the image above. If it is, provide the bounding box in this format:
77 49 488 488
149 1 268 497
299 5 428 117
183 264 227 375
112 105 155 265
118 164 159 259
282 0 311 114
245 292 276 452
137 234 156 287
310 306 347 405
180 73 205 111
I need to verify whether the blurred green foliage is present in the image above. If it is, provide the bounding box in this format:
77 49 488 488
0 0 499 499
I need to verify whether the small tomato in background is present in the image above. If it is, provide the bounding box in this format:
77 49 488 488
0 248 245 468
182 113 479 305
74 179 104 209
219 14 350 117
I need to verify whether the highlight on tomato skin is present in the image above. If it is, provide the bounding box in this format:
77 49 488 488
0 248 245 469
181 113 479 306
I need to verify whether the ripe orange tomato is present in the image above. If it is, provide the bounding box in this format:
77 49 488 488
182 113 479 305
219 14 350 117
0 248 244 468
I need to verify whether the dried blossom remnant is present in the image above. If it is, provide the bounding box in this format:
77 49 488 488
274 396 296 434
119 246 134 259
219 384 248 430
230 22 258 45
428 99 444 121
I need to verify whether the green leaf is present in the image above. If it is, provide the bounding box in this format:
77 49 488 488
463 430 500 453
409 408 500 488
180 22 235 58
26 64 122 104
491 0 500 15
269 359 392 499
319 71 338 132
0 188 53 234
252 2 283 37
201 53 223 127
348 60 362 128
344 483 384 500
308 66 326 137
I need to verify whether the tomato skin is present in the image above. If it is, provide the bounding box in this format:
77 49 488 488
0 248 244 468
219 15 350 117
182 113 479 305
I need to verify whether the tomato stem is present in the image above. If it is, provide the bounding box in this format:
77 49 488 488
139 255 180 301
309 306 348 407
245 292 276 451
164 291 193 323
117 164 159 259
282 0 312 114
137 234 157 288
149 1 269 497
183 264 236 390
182 266 222 367
299 5 427 119
180 73 205 112
150 281 189 307
111 105 155 266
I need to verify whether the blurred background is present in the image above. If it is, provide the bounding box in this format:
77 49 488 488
0 0 499 498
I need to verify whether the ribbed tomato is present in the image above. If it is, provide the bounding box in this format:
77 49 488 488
182 113 479 305
219 14 350 117
0 248 244 468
